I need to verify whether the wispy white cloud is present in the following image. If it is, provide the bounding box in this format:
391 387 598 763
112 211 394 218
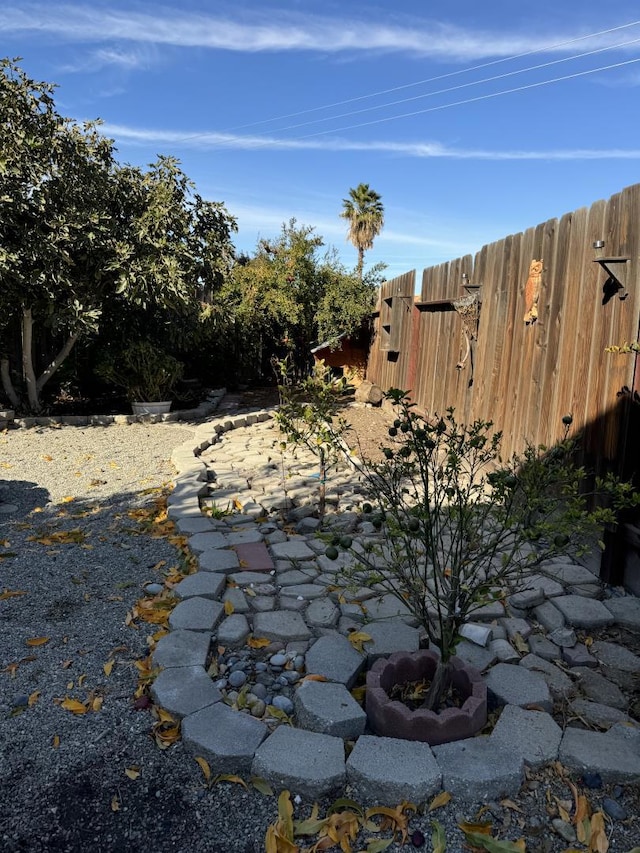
102 122 640 160
59 45 158 73
1 5 638 60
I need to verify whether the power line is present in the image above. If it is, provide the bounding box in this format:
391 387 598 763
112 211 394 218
223 18 640 133
258 34 640 135
291 55 640 139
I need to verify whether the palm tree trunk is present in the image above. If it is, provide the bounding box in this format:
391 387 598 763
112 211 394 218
357 247 364 281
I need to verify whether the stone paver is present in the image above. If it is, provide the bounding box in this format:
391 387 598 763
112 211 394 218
294 681 367 738
168 597 224 632
234 541 274 571
550 595 615 629
573 668 628 710
251 727 345 799
304 634 365 688
347 736 442 805
217 614 250 647
174 572 225 600
361 620 421 662
182 702 268 774
198 548 240 573
253 610 311 642
559 725 640 783
151 665 221 718
602 596 640 630
519 654 575 700
485 663 553 712
432 737 524 802
591 640 640 672
270 540 317 561
569 699 634 729
187 531 228 554
490 705 562 769
152 629 211 669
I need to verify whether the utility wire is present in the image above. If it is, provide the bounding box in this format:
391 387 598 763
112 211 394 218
257 34 640 135
223 18 640 132
292 55 640 139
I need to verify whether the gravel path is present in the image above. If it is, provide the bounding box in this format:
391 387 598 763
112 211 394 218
0 422 279 852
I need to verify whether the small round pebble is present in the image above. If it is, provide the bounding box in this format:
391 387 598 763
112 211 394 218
251 683 267 700
228 670 247 688
213 679 228 690
143 583 164 595
254 662 268 672
269 653 287 667
272 695 294 714
12 694 29 709
293 655 305 670
250 700 266 718
551 818 576 843
602 797 627 821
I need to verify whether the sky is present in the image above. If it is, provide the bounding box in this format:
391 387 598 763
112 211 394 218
2 1 640 281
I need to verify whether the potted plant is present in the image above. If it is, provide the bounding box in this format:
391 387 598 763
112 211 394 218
323 390 638 743
96 339 184 414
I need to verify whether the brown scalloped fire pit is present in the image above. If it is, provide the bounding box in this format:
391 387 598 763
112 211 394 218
366 650 487 745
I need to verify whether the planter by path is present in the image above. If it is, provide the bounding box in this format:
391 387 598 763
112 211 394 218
366 650 488 745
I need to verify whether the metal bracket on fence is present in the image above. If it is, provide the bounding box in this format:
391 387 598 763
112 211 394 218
592 257 631 303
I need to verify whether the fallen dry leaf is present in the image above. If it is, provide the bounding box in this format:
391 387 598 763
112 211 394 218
111 794 120 812
103 659 115 676
195 756 211 783
60 697 89 715
28 690 40 707
125 767 140 780
26 637 50 647
52 735 60 749
0 589 27 600
246 635 271 649
428 791 452 812
347 631 373 653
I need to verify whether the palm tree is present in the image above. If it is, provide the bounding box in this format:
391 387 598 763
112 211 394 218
340 183 384 280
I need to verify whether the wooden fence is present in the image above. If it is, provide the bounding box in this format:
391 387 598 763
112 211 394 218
368 183 640 469
367 184 640 583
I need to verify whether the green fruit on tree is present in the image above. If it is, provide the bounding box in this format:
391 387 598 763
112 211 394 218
408 518 420 532
393 419 401 428
325 546 339 560
339 535 353 549
388 427 398 437
562 414 573 426
400 423 410 433
554 533 570 548
362 502 373 514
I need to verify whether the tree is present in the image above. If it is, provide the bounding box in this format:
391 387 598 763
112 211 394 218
340 183 384 280
0 59 237 412
220 220 379 383
0 58 118 412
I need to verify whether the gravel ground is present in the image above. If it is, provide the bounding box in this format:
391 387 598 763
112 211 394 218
1 415 638 853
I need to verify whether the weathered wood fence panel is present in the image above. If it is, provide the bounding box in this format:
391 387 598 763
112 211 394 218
367 184 640 471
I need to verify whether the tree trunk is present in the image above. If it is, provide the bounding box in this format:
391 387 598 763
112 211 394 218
21 308 40 413
36 331 79 393
421 658 452 712
357 247 364 281
0 358 20 409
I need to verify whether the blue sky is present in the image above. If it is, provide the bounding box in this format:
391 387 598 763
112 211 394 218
3 1 640 279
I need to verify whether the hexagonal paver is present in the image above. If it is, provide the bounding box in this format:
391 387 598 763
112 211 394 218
152 630 211 669
347 735 441 806
304 634 365 688
182 702 268 774
169 597 224 632
150 665 221 718
294 681 366 738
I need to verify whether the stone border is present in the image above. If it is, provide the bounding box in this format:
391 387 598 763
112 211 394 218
157 408 640 805
0 388 227 429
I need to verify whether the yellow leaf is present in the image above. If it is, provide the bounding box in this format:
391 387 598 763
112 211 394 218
277 790 295 842
428 791 452 812
92 696 103 711
247 635 271 649
195 756 211 783
224 599 235 615
28 690 40 706
213 774 248 789
61 697 89 715
41 454 53 462
301 674 329 683
347 631 373 653
26 636 50 647
251 776 274 796
233 498 243 511
52 734 60 749
103 659 115 676
589 812 609 853
125 767 140 780
78 674 87 687
0 589 27 600
111 794 120 812
59 496 75 503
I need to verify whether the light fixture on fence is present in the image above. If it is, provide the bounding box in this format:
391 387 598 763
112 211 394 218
462 273 469 286
593 240 605 250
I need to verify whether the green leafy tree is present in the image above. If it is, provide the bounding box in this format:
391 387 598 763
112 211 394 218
221 220 378 383
0 58 117 412
0 59 237 412
340 183 385 280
